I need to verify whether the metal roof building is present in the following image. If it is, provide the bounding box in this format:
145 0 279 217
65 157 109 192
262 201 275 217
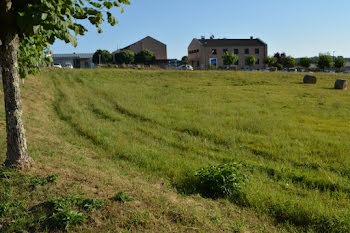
52 53 95 68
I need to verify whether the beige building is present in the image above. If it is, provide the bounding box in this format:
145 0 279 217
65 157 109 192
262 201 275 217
188 37 268 70
112 36 167 62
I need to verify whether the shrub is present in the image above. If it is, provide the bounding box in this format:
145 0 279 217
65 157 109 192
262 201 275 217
195 162 248 202
135 50 156 65
115 50 135 64
92 49 113 65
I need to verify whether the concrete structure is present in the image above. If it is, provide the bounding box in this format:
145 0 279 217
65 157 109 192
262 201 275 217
52 53 95 68
344 61 350 71
188 36 268 70
112 36 167 62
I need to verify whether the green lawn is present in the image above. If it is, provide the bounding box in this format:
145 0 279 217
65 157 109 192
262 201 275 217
0 69 349 232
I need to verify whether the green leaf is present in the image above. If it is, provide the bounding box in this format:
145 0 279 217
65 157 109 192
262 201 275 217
33 25 41 33
107 12 117 26
90 2 102 8
41 13 48 20
103 2 113 9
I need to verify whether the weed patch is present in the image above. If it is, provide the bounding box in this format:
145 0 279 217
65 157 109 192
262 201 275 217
31 174 58 188
113 192 134 203
195 162 248 204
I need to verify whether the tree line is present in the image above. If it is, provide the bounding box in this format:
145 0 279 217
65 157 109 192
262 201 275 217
263 53 346 71
220 52 346 71
92 49 156 65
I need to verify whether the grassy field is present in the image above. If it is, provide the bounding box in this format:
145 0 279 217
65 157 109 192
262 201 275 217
0 69 350 232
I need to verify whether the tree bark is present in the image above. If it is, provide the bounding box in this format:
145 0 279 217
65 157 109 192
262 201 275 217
0 14 34 168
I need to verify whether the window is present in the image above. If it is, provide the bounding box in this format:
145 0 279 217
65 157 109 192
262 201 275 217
256 59 260 65
245 48 249 54
197 61 200 67
209 58 217 68
255 48 260 54
235 60 239 65
189 49 199 54
234 49 239 54
223 49 228 53
211 49 217 55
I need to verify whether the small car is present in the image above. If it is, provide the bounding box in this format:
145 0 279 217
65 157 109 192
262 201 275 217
64 63 73 69
52 63 62 68
177 65 193 70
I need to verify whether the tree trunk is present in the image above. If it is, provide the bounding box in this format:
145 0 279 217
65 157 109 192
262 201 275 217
0 32 34 169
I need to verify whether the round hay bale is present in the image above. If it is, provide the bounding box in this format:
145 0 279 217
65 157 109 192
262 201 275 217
303 75 317 84
334 79 349 90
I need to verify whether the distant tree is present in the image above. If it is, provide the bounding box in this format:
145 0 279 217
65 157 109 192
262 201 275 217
135 50 156 65
334 57 346 71
115 50 135 64
275 63 283 70
181 56 189 64
222 52 238 66
273 52 287 69
245 55 257 68
317 53 334 70
274 52 286 65
282 56 296 68
263 56 277 67
93 50 113 65
299 57 312 69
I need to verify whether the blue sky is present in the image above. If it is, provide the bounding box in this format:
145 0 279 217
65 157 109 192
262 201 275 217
51 0 350 59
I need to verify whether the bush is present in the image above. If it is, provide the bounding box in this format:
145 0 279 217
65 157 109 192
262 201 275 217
92 49 113 65
115 50 135 64
195 162 248 202
135 50 156 65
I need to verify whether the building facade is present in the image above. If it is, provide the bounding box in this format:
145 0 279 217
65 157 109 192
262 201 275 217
188 37 268 70
112 36 167 62
52 53 95 68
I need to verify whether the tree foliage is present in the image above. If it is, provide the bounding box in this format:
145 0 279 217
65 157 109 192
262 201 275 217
135 50 156 65
245 55 257 68
222 52 238 66
115 50 135 64
299 57 312 69
92 50 113 64
274 52 286 65
181 56 188 64
317 53 334 70
5 0 131 77
18 35 52 78
263 56 277 67
334 57 346 71
282 56 296 68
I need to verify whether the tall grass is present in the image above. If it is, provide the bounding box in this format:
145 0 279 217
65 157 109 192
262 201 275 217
48 69 350 232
